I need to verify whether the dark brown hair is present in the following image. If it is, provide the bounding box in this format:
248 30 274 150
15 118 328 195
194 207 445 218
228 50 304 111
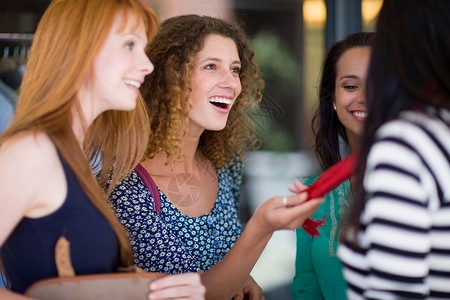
312 32 375 170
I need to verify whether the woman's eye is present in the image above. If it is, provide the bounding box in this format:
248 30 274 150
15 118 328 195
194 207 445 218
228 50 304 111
205 64 217 70
125 42 135 50
343 84 358 90
231 67 241 74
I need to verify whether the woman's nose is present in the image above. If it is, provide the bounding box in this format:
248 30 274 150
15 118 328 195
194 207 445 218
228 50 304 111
139 53 154 76
357 88 366 103
219 70 239 90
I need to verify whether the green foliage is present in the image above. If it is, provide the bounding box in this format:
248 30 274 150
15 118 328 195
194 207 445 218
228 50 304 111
250 30 301 152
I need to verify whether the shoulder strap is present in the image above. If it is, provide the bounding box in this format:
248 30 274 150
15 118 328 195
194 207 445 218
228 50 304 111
134 164 161 215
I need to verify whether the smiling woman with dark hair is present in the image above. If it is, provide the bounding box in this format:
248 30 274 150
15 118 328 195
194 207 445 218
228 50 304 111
292 31 375 300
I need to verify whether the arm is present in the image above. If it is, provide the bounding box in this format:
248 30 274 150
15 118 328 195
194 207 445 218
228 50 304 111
0 132 52 245
201 185 324 300
149 272 205 300
230 161 264 300
0 132 62 299
0 289 37 300
232 276 263 300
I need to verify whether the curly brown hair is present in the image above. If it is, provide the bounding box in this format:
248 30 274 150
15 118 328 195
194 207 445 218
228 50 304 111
140 14 264 167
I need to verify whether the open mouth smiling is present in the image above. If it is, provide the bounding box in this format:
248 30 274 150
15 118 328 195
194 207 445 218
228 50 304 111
352 110 368 119
209 97 232 109
124 79 141 88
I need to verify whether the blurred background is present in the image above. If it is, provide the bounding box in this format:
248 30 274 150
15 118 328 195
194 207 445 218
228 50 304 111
0 0 382 298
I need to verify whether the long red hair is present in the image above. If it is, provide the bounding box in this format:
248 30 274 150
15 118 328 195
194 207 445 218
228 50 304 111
0 0 159 267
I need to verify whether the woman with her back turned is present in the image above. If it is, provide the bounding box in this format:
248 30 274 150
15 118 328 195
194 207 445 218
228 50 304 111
339 0 450 299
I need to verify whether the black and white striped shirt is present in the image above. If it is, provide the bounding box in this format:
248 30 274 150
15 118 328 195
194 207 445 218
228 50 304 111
338 108 450 299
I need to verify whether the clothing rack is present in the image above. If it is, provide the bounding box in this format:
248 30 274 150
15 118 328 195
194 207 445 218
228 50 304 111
0 33 34 41
0 33 33 59
0 33 30 106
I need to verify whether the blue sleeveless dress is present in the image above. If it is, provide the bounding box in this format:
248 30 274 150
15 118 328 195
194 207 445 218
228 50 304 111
1 153 121 293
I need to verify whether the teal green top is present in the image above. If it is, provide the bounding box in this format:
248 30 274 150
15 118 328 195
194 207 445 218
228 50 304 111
291 171 352 300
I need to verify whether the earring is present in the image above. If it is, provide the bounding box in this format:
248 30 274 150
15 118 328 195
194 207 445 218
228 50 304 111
333 105 336 111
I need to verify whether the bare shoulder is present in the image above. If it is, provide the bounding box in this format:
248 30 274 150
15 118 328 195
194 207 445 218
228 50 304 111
0 130 60 188
6 128 50 150
0 130 64 214
0 131 67 243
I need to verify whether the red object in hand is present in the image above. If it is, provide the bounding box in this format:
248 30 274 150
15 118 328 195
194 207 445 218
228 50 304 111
301 153 358 238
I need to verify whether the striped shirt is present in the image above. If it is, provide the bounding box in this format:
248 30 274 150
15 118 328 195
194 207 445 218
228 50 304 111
338 108 450 299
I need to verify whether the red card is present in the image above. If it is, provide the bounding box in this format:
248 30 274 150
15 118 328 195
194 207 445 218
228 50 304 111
301 153 358 238
303 152 358 199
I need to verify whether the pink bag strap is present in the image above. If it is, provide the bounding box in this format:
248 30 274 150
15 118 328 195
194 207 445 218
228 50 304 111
134 164 161 215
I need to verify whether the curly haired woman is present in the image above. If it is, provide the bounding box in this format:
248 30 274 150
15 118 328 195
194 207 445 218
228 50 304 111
109 14 324 300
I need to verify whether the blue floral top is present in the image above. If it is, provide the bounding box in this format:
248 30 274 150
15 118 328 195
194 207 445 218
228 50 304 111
109 159 243 274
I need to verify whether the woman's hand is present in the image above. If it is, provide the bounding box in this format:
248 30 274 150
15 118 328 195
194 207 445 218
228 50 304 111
199 180 323 300
232 275 264 300
288 179 308 194
148 272 205 300
247 182 324 238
